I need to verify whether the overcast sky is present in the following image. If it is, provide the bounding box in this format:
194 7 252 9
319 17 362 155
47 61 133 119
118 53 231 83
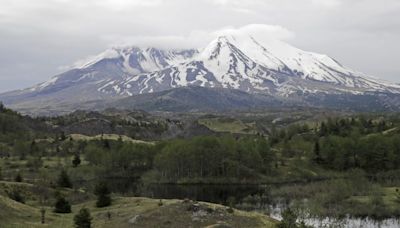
0 0 399 92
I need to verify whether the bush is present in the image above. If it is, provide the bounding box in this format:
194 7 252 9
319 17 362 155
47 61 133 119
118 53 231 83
72 154 81 167
94 182 111 207
26 156 43 170
7 189 25 203
54 196 71 213
369 191 391 220
74 208 92 228
14 172 23 182
226 196 235 214
57 169 72 188
278 208 297 228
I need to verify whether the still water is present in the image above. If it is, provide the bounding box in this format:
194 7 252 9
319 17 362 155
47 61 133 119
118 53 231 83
138 184 400 228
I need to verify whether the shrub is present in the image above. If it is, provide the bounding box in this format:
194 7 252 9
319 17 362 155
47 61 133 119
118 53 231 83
57 169 72 188
14 172 23 182
7 189 25 203
72 154 81 167
54 196 71 213
74 208 92 228
94 182 111 207
278 208 297 228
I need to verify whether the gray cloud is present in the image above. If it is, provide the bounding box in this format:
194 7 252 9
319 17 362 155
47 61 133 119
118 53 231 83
0 0 399 92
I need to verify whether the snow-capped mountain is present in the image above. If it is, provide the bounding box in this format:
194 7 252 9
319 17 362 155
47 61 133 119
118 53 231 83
1 34 400 114
95 34 400 97
34 46 198 96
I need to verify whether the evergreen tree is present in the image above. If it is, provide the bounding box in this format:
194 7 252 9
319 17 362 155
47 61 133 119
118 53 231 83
30 140 39 155
60 131 66 141
14 141 29 160
102 139 111 149
94 182 111 207
7 189 25 203
319 122 328 137
54 134 59 143
278 207 298 228
15 172 23 182
54 196 71 213
258 138 274 173
57 169 72 188
74 208 92 228
27 156 43 170
41 208 46 224
313 140 323 164
377 120 387 132
270 125 279 145
395 189 400 204
72 153 81 167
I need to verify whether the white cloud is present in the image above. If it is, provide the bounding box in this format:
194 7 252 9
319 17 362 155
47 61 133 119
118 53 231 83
212 24 295 41
100 32 208 50
0 0 400 92
208 0 263 6
95 0 164 11
100 24 294 49
311 0 341 8
209 0 229 5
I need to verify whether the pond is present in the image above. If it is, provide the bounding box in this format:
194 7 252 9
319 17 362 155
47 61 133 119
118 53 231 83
140 183 264 204
139 183 400 228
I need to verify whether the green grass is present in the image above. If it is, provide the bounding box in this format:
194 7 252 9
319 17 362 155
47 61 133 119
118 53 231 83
0 195 276 228
69 133 154 145
198 118 258 134
350 187 400 207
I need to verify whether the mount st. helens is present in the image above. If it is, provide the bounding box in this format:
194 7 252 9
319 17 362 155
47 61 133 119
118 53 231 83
1 34 400 114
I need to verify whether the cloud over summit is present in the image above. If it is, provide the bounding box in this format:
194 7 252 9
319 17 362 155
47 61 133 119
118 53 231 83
100 24 294 50
0 0 399 92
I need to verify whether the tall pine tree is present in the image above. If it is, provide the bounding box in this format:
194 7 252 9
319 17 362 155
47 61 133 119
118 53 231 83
74 208 92 228
57 169 72 188
94 182 111 207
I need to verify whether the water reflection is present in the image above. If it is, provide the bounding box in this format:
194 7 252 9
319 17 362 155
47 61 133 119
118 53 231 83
140 184 400 228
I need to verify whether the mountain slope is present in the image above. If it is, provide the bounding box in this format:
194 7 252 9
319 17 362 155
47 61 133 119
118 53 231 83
86 34 400 97
1 34 400 114
92 86 400 113
0 47 197 105
96 86 286 112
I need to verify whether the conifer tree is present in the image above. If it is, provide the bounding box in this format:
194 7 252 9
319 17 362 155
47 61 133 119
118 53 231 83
94 182 111 207
313 140 323 164
72 153 81 167
57 169 72 188
54 195 71 213
277 208 298 228
15 172 23 182
74 208 92 228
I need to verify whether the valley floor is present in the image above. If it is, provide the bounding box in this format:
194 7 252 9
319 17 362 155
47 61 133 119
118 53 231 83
0 194 277 228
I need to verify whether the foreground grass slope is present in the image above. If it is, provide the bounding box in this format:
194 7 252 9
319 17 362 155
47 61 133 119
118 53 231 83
0 195 277 228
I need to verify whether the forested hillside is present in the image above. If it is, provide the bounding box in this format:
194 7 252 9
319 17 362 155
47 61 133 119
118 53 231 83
2 103 400 226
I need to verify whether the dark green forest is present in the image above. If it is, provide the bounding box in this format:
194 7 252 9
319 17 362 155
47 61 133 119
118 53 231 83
2 103 400 184
2 103 400 221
